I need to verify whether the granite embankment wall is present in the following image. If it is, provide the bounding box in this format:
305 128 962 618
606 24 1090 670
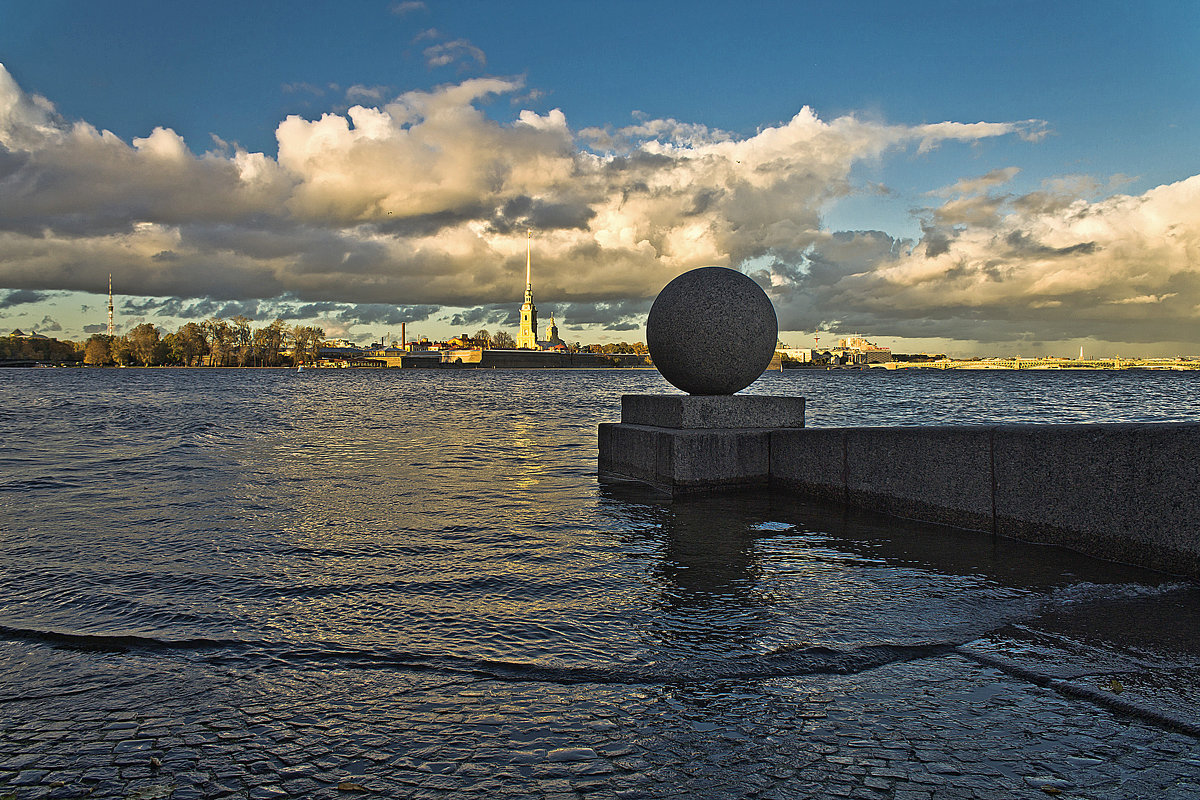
774 423 1200 576
601 406 1200 575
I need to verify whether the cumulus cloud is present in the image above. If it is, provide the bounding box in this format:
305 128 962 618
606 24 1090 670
3 62 1196 347
771 172 1200 344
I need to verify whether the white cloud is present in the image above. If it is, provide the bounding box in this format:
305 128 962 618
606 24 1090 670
914 120 1047 154
0 63 61 150
345 84 389 103
390 1 426 16
4 62 1195 347
934 167 1021 197
423 39 487 70
281 82 326 97
773 172 1200 344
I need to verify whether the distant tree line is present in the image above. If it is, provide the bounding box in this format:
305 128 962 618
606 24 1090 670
6 321 652 367
2 332 80 363
463 329 517 349
580 341 648 355
891 353 948 363
79 317 326 367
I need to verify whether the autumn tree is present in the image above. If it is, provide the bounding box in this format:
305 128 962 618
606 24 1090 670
231 315 252 367
252 318 287 366
289 325 325 366
83 335 113 366
127 323 162 366
110 336 135 366
492 330 516 349
165 322 208 366
203 318 233 366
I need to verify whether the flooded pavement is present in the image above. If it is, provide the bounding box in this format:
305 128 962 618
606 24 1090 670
3 630 1200 799
4 497 1199 799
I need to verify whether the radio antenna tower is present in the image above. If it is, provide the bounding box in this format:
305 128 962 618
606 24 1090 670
107 274 115 337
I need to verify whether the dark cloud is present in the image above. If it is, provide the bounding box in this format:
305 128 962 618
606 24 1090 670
487 196 596 234
122 297 265 320
914 220 950 255
448 305 514 328
1002 231 1097 258
285 301 438 326
368 208 489 238
0 289 50 308
552 299 651 328
342 303 439 326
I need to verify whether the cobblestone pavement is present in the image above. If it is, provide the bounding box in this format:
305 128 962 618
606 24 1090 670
2 642 1199 800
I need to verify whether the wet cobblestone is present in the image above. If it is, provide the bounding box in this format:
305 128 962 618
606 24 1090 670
1 647 1198 798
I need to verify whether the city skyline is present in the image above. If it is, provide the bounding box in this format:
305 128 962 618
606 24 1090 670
0 1 1198 357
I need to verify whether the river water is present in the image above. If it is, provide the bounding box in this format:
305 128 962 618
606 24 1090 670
2 367 1199 796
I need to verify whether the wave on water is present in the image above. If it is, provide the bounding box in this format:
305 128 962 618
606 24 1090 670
0 623 954 684
7 622 1199 739
1041 581 1192 610
0 477 84 492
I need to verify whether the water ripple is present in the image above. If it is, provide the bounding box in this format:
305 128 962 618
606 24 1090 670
0 368 1194 683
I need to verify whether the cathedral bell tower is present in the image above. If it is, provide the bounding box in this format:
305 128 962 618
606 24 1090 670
517 230 539 349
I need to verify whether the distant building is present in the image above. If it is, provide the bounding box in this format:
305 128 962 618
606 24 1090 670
538 314 566 349
777 347 815 363
834 335 892 364
440 348 603 368
517 231 539 349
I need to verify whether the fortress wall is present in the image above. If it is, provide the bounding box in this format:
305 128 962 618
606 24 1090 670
446 349 608 368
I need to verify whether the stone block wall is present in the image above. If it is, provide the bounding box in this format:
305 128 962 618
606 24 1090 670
770 423 1200 576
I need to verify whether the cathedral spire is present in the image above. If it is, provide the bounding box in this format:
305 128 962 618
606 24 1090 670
517 229 539 349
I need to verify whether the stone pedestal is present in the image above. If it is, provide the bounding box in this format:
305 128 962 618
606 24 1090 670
598 394 805 496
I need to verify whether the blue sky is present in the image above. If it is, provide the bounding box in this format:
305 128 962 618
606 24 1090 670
1 0 1198 355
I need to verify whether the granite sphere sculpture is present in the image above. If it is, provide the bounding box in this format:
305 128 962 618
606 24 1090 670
646 266 778 395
